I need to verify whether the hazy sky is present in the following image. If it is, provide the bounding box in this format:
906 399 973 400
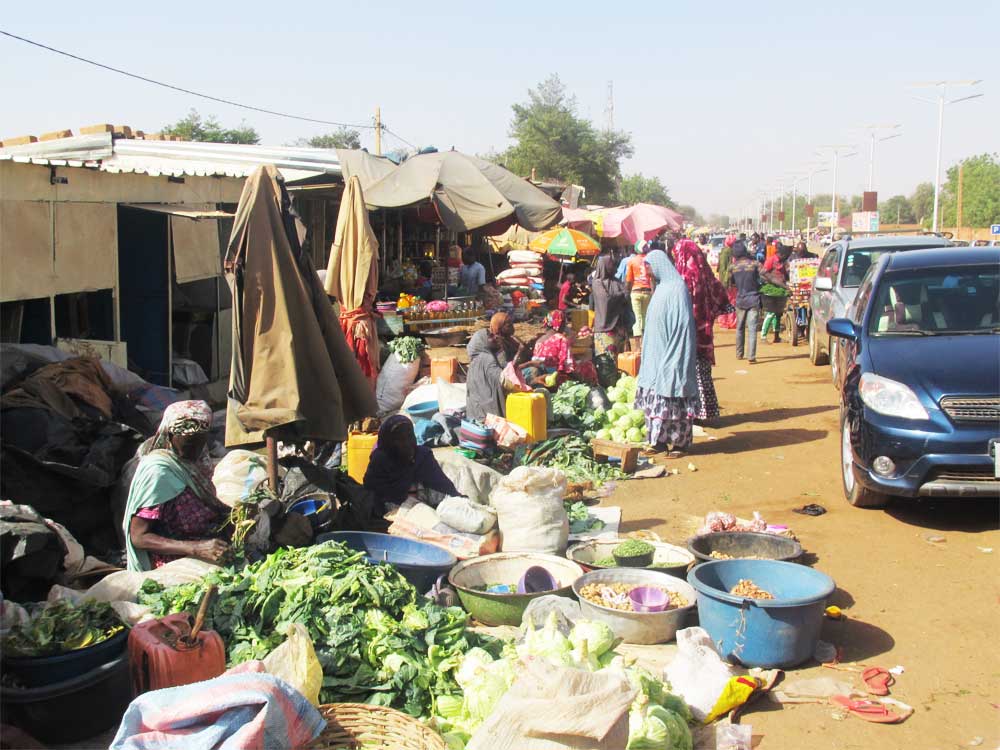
3 0 997 215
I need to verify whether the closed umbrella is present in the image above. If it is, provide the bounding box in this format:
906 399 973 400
225 166 376 449
325 175 380 385
362 151 562 232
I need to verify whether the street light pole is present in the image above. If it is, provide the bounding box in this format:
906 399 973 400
908 80 984 233
779 180 785 233
855 124 902 191
817 145 858 233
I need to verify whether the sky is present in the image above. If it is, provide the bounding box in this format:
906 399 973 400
3 0 998 217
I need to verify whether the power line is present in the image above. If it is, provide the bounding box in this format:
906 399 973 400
0 29 378 131
383 126 417 150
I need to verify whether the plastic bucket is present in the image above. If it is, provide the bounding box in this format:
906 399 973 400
2 628 128 687
687 560 835 668
289 498 333 533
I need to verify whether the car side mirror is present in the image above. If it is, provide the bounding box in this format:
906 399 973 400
827 318 859 341
814 276 833 291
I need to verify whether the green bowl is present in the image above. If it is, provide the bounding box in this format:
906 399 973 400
448 553 585 626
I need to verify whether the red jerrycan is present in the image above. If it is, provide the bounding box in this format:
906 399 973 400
128 585 226 695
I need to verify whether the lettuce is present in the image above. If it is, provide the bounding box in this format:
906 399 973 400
568 621 618 658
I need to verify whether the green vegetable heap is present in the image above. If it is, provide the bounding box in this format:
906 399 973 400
2 599 126 657
614 540 655 558
565 501 606 534
760 283 790 298
517 436 625 486
386 336 425 364
551 377 649 445
433 612 692 750
138 542 500 717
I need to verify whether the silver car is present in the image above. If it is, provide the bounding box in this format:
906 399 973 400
808 236 953 384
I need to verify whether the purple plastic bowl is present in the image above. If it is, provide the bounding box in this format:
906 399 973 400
628 585 670 612
517 565 558 594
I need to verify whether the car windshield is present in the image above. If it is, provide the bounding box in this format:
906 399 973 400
842 244 949 287
869 265 1000 336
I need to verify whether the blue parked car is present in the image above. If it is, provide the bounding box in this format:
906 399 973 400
827 247 1000 507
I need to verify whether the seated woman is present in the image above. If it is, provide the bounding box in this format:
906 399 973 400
532 310 575 375
124 401 230 572
364 416 460 509
466 312 523 421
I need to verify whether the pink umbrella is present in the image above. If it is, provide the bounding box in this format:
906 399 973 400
602 203 684 243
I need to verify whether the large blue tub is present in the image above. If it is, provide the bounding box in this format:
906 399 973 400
317 531 457 593
687 559 835 668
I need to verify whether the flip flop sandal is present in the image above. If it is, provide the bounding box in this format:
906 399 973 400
830 695 912 724
862 667 895 696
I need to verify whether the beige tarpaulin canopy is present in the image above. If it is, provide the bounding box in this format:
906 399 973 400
225 166 376 446
486 224 539 253
361 151 562 232
325 175 380 384
335 149 399 192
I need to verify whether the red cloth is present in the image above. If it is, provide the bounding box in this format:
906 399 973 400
718 288 738 329
673 240 730 365
339 307 380 381
763 254 789 284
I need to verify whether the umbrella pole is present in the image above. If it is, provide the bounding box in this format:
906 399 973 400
266 436 280 494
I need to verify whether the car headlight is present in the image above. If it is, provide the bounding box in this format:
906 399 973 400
859 373 929 420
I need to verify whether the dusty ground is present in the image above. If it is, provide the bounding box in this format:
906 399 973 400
612 328 999 750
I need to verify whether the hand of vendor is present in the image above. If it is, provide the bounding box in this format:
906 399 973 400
191 538 230 564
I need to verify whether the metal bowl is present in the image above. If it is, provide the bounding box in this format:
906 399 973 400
422 327 471 348
567 539 694 578
686 532 802 563
449 553 584 626
573 568 696 644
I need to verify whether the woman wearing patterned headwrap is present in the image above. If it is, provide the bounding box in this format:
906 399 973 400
124 400 230 571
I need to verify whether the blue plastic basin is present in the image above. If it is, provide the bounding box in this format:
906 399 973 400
289 498 333 533
405 400 439 418
317 531 457 592
687 559 835 668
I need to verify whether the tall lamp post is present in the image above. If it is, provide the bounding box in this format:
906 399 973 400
908 80 983 233
855 124 902 191
816 145 858 233
802 163 828 238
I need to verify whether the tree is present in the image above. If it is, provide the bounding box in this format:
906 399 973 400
879 195 915 225
162 109 259 144
909 182 935 227
674 204 704 225
617 173 674 207
706 213 731 228
294 126 361 150
502 75 634 204
939 153 1000 228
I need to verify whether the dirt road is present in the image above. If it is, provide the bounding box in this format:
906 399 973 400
611 328 999 750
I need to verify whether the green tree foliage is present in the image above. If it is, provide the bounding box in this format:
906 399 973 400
939 153 1000 228
617 173 674 207
674 204 704 225
502 75 633 204
294 126 362 150
162 109 259 144
879 195 916 224
909 182 935 226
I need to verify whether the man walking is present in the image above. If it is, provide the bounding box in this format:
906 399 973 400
729 239 762 364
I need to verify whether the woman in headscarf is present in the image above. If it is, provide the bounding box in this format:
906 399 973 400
716 236 738 330
634 250 700 454
465 312 519 422
124 401 230 571
673 239 732 421
363 416 459 509
590 254 630 356
532 310 575 374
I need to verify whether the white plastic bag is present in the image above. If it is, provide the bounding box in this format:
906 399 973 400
490 467 568 555
377 353 421 416
436 496 497 534
213 450 270 508
664 627 739 721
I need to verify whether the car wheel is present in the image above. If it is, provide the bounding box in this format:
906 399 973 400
809 319 828 365
841 410 889 509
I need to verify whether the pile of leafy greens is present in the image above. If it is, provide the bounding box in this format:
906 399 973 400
2 599 126 657
517 436 625 485
138 542 500 717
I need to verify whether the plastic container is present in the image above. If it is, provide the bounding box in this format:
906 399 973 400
2 628 128 688
1 653 131 744
687 531 802 563
567 539 694 577
317 531 457 592
289 497 333 533
449 553 583 626
573 568 696 644
517 566 558 594
613 546 655 568
617 351 641 376
405 400 439 418
687 559 835 668
346 431 378 484
567 308 590 331
505 392 547 443
128 587 226 695
629 586 670 612
430 357 458 383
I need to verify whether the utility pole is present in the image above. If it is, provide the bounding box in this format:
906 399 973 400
853 124 902 191
605 81 615 133
908 80 984 233
816 145 858 229
957 163 964 234
374 106 382 156
803 164 828 238
778 179 785 232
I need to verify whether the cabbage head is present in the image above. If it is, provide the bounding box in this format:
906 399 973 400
568 621 617 658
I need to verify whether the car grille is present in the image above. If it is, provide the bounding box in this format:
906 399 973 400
928 468 997 483
939 396 1000 423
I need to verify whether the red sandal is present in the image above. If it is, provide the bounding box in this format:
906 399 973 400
862 667 894 696
830 695 912 724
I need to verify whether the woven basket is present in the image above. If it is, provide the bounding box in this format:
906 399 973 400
311 703 447 750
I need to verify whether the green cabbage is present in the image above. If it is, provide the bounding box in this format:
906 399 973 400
568 621 617 658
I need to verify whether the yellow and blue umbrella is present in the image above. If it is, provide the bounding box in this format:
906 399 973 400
528 227 601 257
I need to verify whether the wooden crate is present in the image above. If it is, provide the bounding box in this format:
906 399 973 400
590 438 640 474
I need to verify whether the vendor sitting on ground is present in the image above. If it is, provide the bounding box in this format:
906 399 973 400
466 312 533 420
531 310 575 375
124 401 230 572
363 416 459 509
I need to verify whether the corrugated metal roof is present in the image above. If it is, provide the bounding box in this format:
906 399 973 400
0 134 343 182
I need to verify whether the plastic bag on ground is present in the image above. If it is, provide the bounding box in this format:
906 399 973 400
436 381 468 414
436 496 497 534
467 659 635 750
263 623 323 706
664 626 740 722
376 353 421 416
490 467 569 555
484 413 528 448
520 595 583 636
